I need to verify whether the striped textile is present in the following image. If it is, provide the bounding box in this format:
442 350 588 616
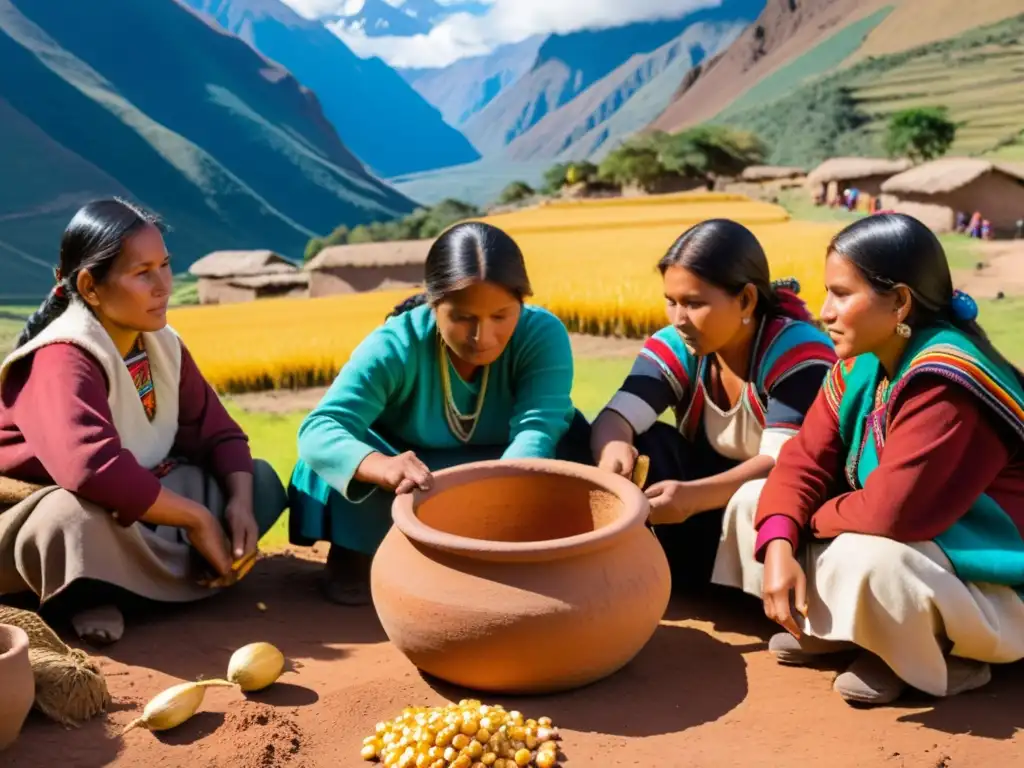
604 315 836 441
124 336 157 422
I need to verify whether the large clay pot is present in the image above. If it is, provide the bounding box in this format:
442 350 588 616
0 624 34 751
371 458 671 694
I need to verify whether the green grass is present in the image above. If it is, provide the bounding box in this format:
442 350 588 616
240 355 635 550
977 297 1024 365
0 306 33 355
171 273 199 307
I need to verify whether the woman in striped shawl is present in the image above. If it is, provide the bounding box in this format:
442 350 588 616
590 219 836 593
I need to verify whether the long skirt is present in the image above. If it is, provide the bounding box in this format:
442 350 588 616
635 421 771 591
288 410 595 555
713 487 1024 697
0 460 288 606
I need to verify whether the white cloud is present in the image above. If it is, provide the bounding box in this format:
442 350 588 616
283 0 376 18
328 0 723 68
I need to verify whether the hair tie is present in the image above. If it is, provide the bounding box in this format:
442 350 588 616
951 289 978 322
771 277 801 295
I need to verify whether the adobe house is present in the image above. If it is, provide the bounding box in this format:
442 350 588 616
806 157 914 203
304 240 430 298
205 273 310 303
188 250 304 304
880 158 1024 236
739 165 807 188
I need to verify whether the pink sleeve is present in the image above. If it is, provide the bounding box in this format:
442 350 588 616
173 344 253 479
1 344 160 525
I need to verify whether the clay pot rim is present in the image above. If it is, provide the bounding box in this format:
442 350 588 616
0 623 29 662
392 458 650 562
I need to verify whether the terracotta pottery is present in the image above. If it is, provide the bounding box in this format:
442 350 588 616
371 458 671 694
0 624 34 751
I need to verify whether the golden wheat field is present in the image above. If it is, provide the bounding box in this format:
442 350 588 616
169 193 841 393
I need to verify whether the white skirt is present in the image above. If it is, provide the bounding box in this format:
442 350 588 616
710 480 1024 696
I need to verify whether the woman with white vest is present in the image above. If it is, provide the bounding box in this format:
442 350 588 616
0 198 287 645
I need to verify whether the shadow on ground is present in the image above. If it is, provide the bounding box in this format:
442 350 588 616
664 584 778 643
424 623 748 737
8 552 387 683
897 661 1024 740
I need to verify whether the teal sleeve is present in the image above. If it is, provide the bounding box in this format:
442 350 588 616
296 325 407 500
502 309 574 460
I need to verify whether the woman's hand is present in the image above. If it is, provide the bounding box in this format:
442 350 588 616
224 496 258 561
598 440 638 479
644 480 700 525
223 471 258 561
185 506 234 578
762 538 808 637
355 451 433 494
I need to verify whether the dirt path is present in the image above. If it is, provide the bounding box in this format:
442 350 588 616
953 240 1024 299
228 334 643 415
5 548 1022 767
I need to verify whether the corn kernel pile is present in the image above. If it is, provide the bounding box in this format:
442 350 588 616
361 699 562 768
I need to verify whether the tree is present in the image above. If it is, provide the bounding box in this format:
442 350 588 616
657 125 767 179
324 224 350 247
885 107 957 162
598 144 665 190
566 161 599 185
541 163 570 194
498 181 535 205
304 237 325 263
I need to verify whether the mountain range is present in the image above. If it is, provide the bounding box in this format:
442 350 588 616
5 0 1022 298
324 0 491 38
0 0 414 299
390 0 1024 206
183 0 480 177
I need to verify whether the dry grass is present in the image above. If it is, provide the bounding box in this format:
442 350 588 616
168 194 841 394
853 0 1024 59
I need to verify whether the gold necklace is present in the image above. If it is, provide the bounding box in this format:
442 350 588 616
438 335 490 444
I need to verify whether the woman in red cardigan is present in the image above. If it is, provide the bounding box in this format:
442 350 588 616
748 214 1024 706
0 198 287 645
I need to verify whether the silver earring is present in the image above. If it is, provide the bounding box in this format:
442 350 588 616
742 317 751 325
896 322 912 338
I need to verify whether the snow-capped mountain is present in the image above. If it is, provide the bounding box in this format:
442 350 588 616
321 0 488 38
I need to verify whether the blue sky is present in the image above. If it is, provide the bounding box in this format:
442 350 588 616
281 0 725 68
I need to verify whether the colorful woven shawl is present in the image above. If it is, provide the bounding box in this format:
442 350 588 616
640 315 836 440
829 325 1024 592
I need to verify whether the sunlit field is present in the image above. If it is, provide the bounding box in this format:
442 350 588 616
169 193 842 394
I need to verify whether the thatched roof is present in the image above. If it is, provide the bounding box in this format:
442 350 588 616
881 158 1024 195
807 157 914 185
740 165 807 182
189 250 298 278
305 240 431 271
225 273 309 289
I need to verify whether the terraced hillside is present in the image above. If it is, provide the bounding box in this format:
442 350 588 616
714 13 1024 166
847 40 1024 156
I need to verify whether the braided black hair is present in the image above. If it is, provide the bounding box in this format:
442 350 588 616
17 198 163 348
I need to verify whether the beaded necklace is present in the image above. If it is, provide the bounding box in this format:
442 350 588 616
438 334 490 444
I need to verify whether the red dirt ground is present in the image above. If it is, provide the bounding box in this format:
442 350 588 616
5 547 1022 768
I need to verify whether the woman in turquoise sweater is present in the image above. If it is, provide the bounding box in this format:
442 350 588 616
288 221 588 604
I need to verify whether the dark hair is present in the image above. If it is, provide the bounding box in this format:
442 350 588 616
16 198 163 348
387 221 532 318
828 213 1021 377
657 218 813 322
